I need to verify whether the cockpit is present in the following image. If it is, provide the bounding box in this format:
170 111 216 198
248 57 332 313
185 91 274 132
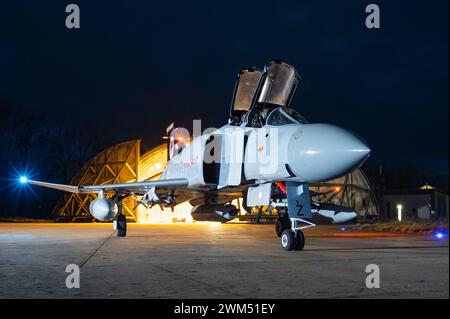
229 60 308 127
266 107 308 126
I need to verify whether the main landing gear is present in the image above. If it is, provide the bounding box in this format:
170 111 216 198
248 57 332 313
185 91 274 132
116 214 127 237
114 197 127 237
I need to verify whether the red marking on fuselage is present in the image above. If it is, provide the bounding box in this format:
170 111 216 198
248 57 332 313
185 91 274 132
275 182 286 193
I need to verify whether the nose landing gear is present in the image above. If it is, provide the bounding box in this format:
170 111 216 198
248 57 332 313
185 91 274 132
280 229 305 251
279 218 315 251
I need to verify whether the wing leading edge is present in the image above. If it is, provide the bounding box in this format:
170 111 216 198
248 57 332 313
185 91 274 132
27 178 189 195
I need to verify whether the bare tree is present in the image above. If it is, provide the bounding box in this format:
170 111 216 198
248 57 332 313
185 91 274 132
51 125 78 182
15 110 49 168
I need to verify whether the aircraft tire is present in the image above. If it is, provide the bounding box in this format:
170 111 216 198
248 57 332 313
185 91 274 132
275 217 290 237
294 230 305 251
281 229 295 251
275 220 283 237
116 214 127 237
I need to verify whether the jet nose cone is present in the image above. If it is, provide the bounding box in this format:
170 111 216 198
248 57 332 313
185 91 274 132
287 124 371 182
346 133 371 161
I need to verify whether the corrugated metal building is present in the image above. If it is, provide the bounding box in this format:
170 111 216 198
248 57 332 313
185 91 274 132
382 186 449 221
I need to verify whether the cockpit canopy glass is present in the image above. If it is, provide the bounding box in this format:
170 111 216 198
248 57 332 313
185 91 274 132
266 107 308 126
230 68 263 116
257 61 300 107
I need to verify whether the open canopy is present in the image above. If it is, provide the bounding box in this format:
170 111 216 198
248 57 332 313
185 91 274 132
230 67 263 118
257 60 300 108
229 60 302 126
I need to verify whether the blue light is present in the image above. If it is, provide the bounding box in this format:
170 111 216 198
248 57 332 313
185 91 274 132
433 229 448 240
339 226 348 231
19 176 28 184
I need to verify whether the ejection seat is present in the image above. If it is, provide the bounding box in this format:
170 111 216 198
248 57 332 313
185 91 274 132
229 60 301 128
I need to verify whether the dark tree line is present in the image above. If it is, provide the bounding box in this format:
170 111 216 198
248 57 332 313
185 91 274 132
363 161 449 193
0 99 112 218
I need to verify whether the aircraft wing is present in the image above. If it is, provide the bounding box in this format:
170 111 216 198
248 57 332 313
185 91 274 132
27 178 189 195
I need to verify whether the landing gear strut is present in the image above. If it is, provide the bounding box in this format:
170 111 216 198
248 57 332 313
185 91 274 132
115 197 127 237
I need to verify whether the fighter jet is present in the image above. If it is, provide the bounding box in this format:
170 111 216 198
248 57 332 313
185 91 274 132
21 60 371 251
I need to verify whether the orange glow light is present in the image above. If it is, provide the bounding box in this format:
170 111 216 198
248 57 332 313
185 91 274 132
137 202 194 224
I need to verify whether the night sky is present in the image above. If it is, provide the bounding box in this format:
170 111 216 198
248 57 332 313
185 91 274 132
1 0 448 174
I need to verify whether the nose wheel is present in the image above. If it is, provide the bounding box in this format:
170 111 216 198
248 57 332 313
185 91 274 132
280 229 305 251
275 216 290 237
294 230 305 251
279 218 315 251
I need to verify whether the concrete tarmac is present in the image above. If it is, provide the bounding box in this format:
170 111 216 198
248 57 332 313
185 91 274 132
0 223 448 299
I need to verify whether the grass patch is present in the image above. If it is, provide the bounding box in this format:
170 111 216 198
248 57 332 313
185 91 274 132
359 220 448 233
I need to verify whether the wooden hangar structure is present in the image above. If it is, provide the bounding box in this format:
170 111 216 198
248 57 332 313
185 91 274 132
54 140 167 222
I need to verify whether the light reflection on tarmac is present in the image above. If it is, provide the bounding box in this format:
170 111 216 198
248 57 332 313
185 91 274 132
0 223 448 299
